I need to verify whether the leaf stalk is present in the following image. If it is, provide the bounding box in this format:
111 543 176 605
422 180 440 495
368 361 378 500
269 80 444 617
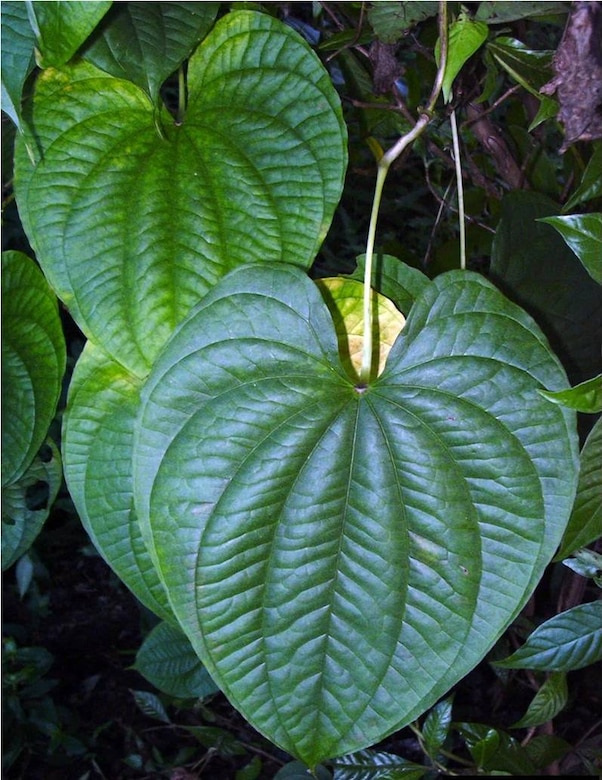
360 0 449 385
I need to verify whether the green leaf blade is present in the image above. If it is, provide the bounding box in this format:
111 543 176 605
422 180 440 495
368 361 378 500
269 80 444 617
1 1 37 128
134 264 578 766
15 12 347 375
538 214 602 284
494 601 602 672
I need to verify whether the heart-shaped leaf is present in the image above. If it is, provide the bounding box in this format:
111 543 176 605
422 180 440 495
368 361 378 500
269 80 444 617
1 251 65 486
133 263 578 766
62 339 174 624
14 10 347 376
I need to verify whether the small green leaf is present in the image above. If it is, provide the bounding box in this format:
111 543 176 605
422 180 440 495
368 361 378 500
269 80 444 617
511 672 568 728
83 1 219 104
563 144 602 212
131 689 171 724
523 734 572 769
236 756 263 780
562 549 602 584
134 621 219 700
422 697 453 759
1 251 65 487
488 38 553 97
495 602 602 672
26 0 112 68
436 13 488 103
555 417 602 559
538 214 602 285
539 374 602 413
331 749 427 779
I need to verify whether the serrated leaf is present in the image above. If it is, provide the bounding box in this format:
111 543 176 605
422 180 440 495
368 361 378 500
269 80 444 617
25 0 112 68
1 438 62 571
1 1 37 128
62 340 174 623
494 601 602 672
436 14 488 103
538 214 602 285
131 689 171 724
511 672 568 728
315 278 405 381
134 620 219 699
14 10 347 376
133 263 578 766
331 749 427 779
539 374 602 413
555 417 602 559
83 1 219 104
1 251 66 487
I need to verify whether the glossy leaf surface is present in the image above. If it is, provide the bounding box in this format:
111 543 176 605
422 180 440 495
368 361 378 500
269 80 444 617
134 263 577 765
14 10 347 376
539 374 602 413
1 251 65 486
494 601 602 672
538 214 602 284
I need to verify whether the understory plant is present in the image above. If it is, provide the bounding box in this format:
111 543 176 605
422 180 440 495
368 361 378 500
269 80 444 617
2 1 601 776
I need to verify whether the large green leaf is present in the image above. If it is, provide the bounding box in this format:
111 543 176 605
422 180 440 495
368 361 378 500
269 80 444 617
14 10 347 376
25 0 112 68
133 263 578 766
1 251 66 487
62 340 174 624
83 1 219 104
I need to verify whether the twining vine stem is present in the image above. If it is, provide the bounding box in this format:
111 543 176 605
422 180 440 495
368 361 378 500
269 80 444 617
359 0 449 385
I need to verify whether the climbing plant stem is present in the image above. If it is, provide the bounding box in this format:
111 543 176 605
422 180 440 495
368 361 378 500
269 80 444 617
360 0 449 385
450 108 466 270
177 64 186 124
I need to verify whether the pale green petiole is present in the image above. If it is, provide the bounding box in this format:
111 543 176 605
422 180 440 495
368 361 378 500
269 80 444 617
359 0 449 386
